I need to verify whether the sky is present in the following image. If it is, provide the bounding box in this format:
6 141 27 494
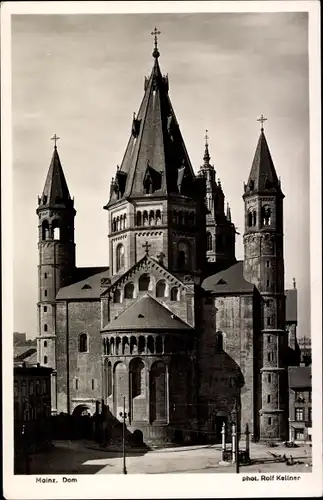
11 12 310 339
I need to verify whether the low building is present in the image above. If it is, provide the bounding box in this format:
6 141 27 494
288 366 312 443
297 336 312 366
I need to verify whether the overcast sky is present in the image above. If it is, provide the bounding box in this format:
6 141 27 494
12 12 310 339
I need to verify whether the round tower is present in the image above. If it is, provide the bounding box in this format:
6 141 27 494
243 119 288 441
36 139 76 413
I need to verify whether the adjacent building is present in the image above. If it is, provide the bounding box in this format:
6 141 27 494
288 366 312 443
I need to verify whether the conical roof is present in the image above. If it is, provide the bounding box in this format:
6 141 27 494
244 130 283 197
102 293 192 332
106 49 196 206
40 146 72 207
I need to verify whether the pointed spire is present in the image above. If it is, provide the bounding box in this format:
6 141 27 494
39 137 72 207
203 129 211 166
244 118 283 197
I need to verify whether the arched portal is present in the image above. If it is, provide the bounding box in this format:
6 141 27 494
72 404 92 417
150 361 167 423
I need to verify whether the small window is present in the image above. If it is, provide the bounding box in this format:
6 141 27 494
44 290 47 297
44 306 47 312
44 324 48 332
91 379 95 390
44 272 47 278
156 280 166 298
79 333 88 353
75 379 79 390
113 289 121 303
124 282 135 299
44 356 48 364
170 287 179 301
247 212 253 227
308 407 312 422
266 261 270 268
268 374 271 383
206 232 212 251
267 317 271 326
44 341 47 348
295 408 304 421
295 429 304 440
139 274 150 291
268 417 272 425
267 394 271 403
267 352 271 362
266 280 270 288
268 335 272 343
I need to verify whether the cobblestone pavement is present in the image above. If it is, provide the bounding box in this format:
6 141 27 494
25 440 312 475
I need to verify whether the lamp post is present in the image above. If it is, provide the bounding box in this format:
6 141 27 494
119 396 128 475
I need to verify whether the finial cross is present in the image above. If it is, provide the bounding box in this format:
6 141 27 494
151 27 161 49
204 129 209 146
257 114 267 131
51 133 60 148
142 241 151 255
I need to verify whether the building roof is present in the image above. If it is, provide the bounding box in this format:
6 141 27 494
102 293 193 332
105 44 197 207
288 366 311 389
14 363 53 375
56 267 110 300
286 288 297 323
244 129 283 197
38 145 73 209
202 261 254 294
14 346 37 362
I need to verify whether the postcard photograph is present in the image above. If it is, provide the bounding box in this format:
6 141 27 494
2 1 322 499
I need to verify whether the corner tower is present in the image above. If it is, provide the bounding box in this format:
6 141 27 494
198 131 236 265
36 137 76 413
243 117 288 440
104 31 206 278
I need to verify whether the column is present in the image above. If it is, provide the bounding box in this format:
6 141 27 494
166 364 170 424
147 367 150 423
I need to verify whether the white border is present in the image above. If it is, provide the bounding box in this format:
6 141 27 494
1 1 322 498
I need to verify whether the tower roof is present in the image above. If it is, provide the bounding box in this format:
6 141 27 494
244 129 283 197
106 37 196 206
39 145 72 208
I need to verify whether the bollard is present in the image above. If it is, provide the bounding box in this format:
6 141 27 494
221 422 226 461
232 423 236 464
245 423 250 460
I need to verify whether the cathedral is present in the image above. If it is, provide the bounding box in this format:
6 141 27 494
36 32 298 443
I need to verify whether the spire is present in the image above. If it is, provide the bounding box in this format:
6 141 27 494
244 117 283 197
105 29 196 207
203 129 211 166
39 137 72 208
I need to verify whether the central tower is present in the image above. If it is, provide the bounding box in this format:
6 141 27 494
104 30 206 279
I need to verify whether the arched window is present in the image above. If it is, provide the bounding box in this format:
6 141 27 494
139 274 150 291
156 280 166 298
252 211 257 226
42 220 50 240
116 244 125 272
113 289 121 303
79 333 88 353
178 241 190 271
130 358 145 398
138 336 145 354
215 331 225 351
136 211 142 226
247 212 253 227
262 206 272 226
170 287 179 301
147 336 155 354
143 211 149 226
44 341 47 347
149 210 155 225
206 232 212 251
52 220 60 240
178 251 186 270
112 218 117 232
107 361 112 396
44 355 48 364
156 210 162 225
156 336 163 354
124 282 134 299
44 324 48 332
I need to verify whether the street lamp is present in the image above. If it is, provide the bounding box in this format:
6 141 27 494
119 396 128 475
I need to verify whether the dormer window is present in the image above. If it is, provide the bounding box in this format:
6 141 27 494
249 180 254 191
43 195 48 205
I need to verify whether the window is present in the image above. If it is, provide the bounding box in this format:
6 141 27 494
308 407 312 422
75 379 79 390
206 232 212 251
268 335 272 343
113 289 121 303
178 241 190 271
52 220 60 240
262 206 272 226
247 212 253 227
309 391 312 403
21 381 27 397
44 306 47 312
44 356 48 364
295 391 305 403
116 244 125 272
136 211 142 226
252 211 257 226
268 374 271 383
44 324 48 332
295 429 304 440
170 287 179 301
156 210 162 225
266 261 270 268
295 408 304 421
131 359 145 398
139 274 150 291
156 280 166 298
268 417 272 425
42 220 49 240
44 272 47 278
267 395 271 403
267 352 271 362
44 341 47 348
91 379 95 390
267 317 271 326
79 333 88 353
124 282 135 299
215 331 224 351
44 290 47 297
266 280 270 288
29 381 34 395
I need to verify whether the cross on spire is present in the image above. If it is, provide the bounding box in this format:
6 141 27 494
142 241 151 255
51 133 60 148
151 27 161 58
257 114 267 131
204 129 209 146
